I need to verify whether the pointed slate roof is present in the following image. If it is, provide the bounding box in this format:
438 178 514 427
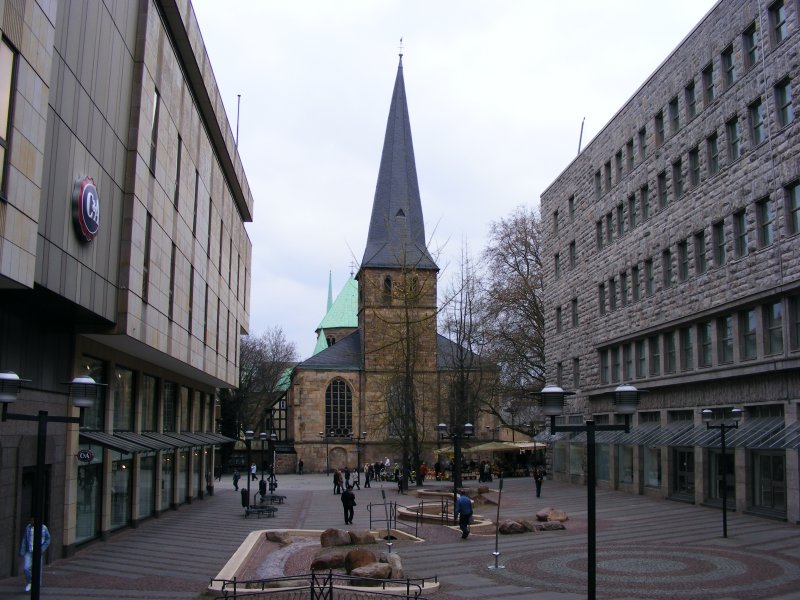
361 56 438 272
313 330 329 355
302 330 362 371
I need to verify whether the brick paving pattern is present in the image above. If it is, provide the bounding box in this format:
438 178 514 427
1 474 799 599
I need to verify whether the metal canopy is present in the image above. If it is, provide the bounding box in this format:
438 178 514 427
79 431 150 454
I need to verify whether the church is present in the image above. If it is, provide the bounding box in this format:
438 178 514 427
284 56 493 475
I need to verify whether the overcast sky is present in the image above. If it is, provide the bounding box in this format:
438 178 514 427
192 0 718 360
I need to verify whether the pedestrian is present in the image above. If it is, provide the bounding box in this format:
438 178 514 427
341 485 356 524
455 493 473 539
232 469 240 490
364 463 372 488
298 459 304 475
250 462 257 481
19 516 50 593
344 465 351 486
214 465 222 481
534 465 546 498
483 462 492 483
418 462 427 485
333 469 343 494
353 467 361 490
434 460 441 481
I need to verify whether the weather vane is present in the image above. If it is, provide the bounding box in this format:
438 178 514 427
349 260 357 276
398 36 403 57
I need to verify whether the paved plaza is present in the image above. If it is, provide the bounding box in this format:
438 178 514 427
1 473 799 599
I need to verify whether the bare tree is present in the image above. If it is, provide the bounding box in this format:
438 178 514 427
481 206 545 434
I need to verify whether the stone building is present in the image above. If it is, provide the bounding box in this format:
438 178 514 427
542 0 800 522
0 0 250 572
286 57 494 475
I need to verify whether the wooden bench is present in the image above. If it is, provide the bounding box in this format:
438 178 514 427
260 494 287 504
245 505 277 518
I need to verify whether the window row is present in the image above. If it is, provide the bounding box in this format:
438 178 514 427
598 295 800 384
596 182 799 314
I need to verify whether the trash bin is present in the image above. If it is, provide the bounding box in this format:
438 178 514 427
240 488 248 508
259 479 267 497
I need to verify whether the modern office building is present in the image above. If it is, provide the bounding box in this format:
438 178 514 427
0 0 251 572
541 0 800 522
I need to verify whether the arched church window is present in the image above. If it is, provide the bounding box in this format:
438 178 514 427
326 335 335 346
325 378 352 436
383 276 392 303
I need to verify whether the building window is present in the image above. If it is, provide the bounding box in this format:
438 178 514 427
698 322 712 368
657 171 668 208
718 316 734 363
626 139 634 172
617 203 625 237
721 45 736 88
595 170 602 199
769 0 788 46
615 150 623 183
743 22 759 70
149 89 161 173
609 277 617 311
326 378 353 436
756 197 774 247
694 230 707 274
554 253 560 278
665 331 677 373
689 147 700 187
568 195 575 220
678 240 689 281
174 135 182 209
635 340 646 378
611 346 621 382
163 381 177 432
553 210 559 236
680 327 693 371
604 161 612 192
734 209 749 257
596 220 603 249
662 249 673 288
113 367 135 432
571 298 578 327
632 265 641 301
383 276 393 302
638 127 647 160
669 96 680 134
640 184 650 220
786 181 800 235
569 240 576 268
775 78 794 128
749 98 766 146
726 117 741 161
713 220 727 267
556 307 563 333
620 271 628 307
188 267 194 336
645 259 654 296
764 301 784 355
628 194 637 229
707 132 720 175
0 40 16 197
600 350 609 384
649 336 661 376
655 111 665 146
606 212 614 244
623 344 633 380
599 283 606 315
703 63 715 105
168 243 176 321
790 295 800 350
685 80 697 119
740 309 757 360
556 362 564 386
192 170 199 235
142 212 152 304
572 358 580 388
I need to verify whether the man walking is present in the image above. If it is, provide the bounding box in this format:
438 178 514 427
534 465 546 498
250 462 257 481
341 485 356 525
455 493 473 539
19 517 50 593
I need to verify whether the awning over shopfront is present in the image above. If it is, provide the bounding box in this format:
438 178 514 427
467 441 547 453
116 431 174 451
79 431 151 454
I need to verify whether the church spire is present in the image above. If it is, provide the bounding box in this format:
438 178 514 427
360 56 438 272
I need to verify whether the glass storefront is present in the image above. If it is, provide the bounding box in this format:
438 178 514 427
569 443 583 475
751 452 785 512
595 444 610 481
643 447 661 488
554 442 567 473
80 356 106 430
110 451 132 529
75 445 103 545
617 445 633 484
708 448 735 505
673 448 694 495
161 451 174 510
177 450 188 503
138 454 156 519
193 449 202 498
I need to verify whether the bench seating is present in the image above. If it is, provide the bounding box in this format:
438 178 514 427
245 505 277 518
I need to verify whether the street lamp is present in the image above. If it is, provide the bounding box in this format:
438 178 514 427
268 431 278 492
244 429 254 505
702 407 742 538
259 432 267 481
437 422 474 523
349 431 367 486
319 430 334 475
537 383 643 600
0 372 102 600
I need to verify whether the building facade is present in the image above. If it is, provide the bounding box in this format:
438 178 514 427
0 0 251 572
542 0 800 522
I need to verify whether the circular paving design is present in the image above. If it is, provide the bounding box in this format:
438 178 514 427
493 543 800 598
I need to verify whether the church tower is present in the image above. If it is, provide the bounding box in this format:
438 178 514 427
357 55 439 376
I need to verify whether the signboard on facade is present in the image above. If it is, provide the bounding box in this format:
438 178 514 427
77 449 94 463
72 176 100 242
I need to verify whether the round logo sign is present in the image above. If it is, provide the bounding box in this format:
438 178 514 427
77 449 95 463
72 176 100 242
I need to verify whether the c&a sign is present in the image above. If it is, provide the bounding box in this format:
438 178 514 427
72 176 100 242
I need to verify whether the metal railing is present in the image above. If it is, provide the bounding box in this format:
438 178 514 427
211 570 432 600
